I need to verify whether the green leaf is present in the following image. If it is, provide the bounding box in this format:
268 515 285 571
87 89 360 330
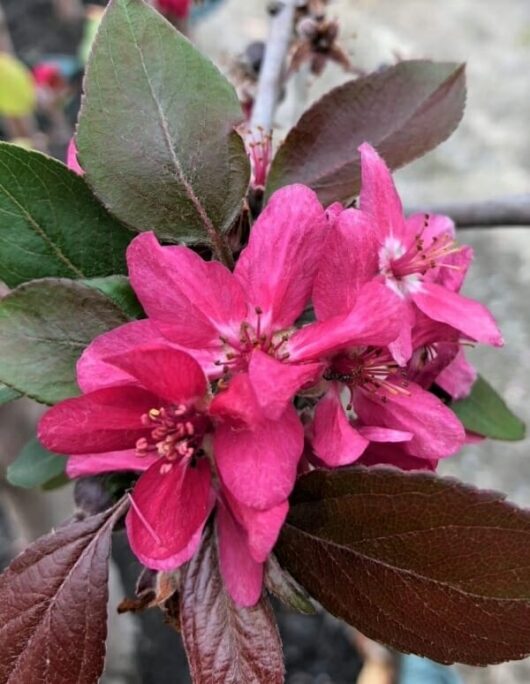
41 472 71 491
451 375 525 441
266 61 466 205
0 143 134 288
0 278 128 404
0 383 21 405
83 275 144 320
7 438 66 489
276 467 530 666
78 0 249 248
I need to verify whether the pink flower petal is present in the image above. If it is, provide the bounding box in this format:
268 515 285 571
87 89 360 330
359 143 408 246
127 233 247 348
326 202 344 224
312 388 369 466
313 208 379 320
413 282 504 347
106 348 207 406
358 443 437 472
225 490 288 563
66 449 157 478
209 373 262 428
38 386 159 454
216 500 263 607
288 281 403 362
405 212 455 243
214 405 304 510
77 320 167 393
234 184 327 331
465 431 485 445
436 349 477 400
248 350 323 420
126 458 212 570
354 381 466 460
433 245 474 293
77 320 220 393
388 301 415 365
357 426 413 443
67 138 83 176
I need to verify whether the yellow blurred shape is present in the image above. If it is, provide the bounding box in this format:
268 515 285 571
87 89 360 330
0 52 36 117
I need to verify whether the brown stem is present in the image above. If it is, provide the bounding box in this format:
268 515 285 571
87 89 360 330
407 195 530 228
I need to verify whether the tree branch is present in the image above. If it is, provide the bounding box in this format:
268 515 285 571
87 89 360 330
250 0 298 131
407 195 530 228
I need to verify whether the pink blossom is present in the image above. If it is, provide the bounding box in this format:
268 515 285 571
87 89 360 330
333 143 503 363
66 138 84 176
78 186 328 502
39 347 289 606
283 210 466 466
406 313 477 401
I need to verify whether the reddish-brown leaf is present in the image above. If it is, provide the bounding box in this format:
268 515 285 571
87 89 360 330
0 499 128 684
266 60 465 205
180 530 284 684
275 467 530 666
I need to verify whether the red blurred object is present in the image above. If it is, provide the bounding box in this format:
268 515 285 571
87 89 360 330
32 63 66 91
156 0 192 20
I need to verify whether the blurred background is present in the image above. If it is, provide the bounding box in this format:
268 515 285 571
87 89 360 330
0 0 529 682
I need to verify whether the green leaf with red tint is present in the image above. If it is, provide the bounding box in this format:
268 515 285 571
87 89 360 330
180 529 285 684
0 278 128 404
451 375 525 441
276 467 530 666
0 498 128 684
78 0 249 249
266 61 465 205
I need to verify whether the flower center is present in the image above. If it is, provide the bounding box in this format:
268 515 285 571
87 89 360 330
324 348 409 403
135 404 211 473
214 307 291 375
379 216 462 294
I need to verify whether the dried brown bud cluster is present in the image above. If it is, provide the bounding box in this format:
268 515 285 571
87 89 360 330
290 0 357 76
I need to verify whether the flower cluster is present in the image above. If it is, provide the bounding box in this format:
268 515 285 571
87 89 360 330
39 143 502 606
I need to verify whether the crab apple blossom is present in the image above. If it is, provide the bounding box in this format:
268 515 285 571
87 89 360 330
78 184 328 429
342 143 504 363
406 312 478 402
38 347 294 606
284 217 467 467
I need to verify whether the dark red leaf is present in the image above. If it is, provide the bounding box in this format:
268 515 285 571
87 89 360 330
266 60 465 205
0 499 128 684
275 467 530 666
180 529 284 684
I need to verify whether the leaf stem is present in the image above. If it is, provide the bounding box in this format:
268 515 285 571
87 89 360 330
250 0 298 132
211 232 235 270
